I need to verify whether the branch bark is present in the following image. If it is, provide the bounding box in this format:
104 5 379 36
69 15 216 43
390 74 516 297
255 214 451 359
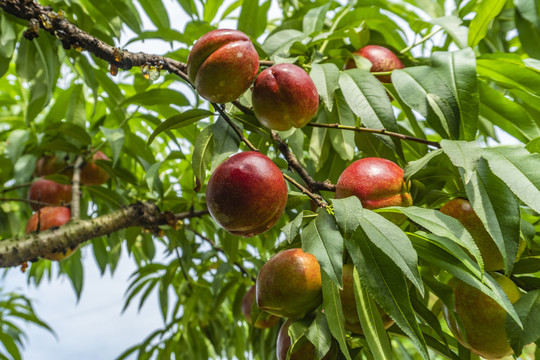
0 203 208 268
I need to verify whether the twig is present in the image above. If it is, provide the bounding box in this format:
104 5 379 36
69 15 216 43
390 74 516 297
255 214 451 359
186 227 255 282
1 182 32 193
282 174 328 207
307 123 441 148
400 28 443 54
71 155 84 220
212 103 259 152
0 197 58 208
259 60 274 67
271 131 337 192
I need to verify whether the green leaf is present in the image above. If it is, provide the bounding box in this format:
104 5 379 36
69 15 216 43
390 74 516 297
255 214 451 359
100 127 125 167
321 272 352 360
303 3 331 35
479 81 540 143
281 211 305 244
138 0 170 30
147 109 214 146
352 268 393 360
301 209 343 287
123 89 190 107
345 228 429 359
396 207 484 271
339 69 401 154
305 311 332 359
261 29 306 59
432 48 479 140
210 117 240 172
403 149 444 180
237 0 270 38
515 0 540 59
191 124 214 185
468 0 507 47
145 162 164 195
431 16 468 49
440 139 481 183
310 63 340 111
482 146 540 214
360 210 423 293
506 289 540 356
393 66 459 139
477 55 540 97
327 92 355 161
464 158 521 274
332 196 363 238
46 122 92 146
0 331 21 360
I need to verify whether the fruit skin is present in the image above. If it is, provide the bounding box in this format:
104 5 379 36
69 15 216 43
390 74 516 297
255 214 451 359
28 178 72 211
443 273 522 359
80 151 110 186
206 151 288 237
187 29 259 104
252 63 319 131
35 155 63 177
335 157 412 209
277 319 337 360
340 264 394 334
241 285 280 329
256 248 322 319
440 198 526 271
25 206 77 261
345 45 404 83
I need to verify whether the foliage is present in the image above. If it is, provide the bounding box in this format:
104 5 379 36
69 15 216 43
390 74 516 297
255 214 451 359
1 0 540 359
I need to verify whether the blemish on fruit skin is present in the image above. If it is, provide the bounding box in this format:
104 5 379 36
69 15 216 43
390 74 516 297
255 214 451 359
237 52 243 58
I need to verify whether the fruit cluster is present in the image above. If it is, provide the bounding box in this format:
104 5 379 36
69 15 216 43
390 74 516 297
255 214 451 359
188 28 526 360
25 151 111 261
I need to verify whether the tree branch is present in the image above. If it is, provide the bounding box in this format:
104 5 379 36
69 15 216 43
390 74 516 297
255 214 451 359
307 123 441 148
0 203 209 268
70 155 84 220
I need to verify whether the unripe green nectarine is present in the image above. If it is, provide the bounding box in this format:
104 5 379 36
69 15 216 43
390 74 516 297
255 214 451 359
252 63 319 131
443 273 522 359
206 151 288 237
187 29 259 104
256 248 322 319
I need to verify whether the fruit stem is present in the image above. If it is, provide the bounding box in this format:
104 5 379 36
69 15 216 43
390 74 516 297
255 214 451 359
307 123 441 148
400 28 443 54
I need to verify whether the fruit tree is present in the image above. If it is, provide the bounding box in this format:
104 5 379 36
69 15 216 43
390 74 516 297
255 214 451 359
1 0 540 359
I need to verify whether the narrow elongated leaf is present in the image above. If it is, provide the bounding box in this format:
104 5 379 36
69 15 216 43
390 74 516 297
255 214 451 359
302 209 343 287
123 89 190 107
468 0 507 47
397 207 484 271
138 0 170 29
393 67 459 139
303 3 331 34
440 139 481 183
192 125 214 184
238 0 270 38
465 158 520 274
332 196 363 238
321 272 352 360
432 48 479 140
515 0 540 59
360 210 423 293
210 117 240 171
506 290 540 356
345 228 429 359
352 268 393 360
100 127 125 167
310 63 340 111
305 311 332 359
339 69 401 154
482 146 540 214
147 109 214 146
404 149 444 180
327 92 355 161
477 55 540 97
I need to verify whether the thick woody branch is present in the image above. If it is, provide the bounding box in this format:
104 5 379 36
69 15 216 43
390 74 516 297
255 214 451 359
0 203 208 268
